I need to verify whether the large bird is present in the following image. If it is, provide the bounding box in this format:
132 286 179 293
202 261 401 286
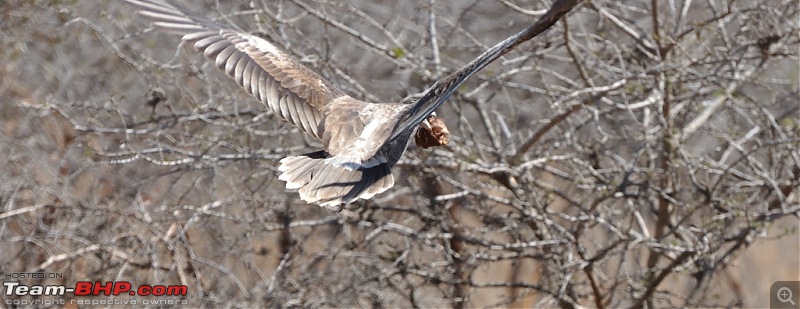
125 0 577 207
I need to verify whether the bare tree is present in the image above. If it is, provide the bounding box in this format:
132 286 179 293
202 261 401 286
1 0 797 308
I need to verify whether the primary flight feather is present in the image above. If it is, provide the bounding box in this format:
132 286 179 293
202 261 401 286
125 0 574 207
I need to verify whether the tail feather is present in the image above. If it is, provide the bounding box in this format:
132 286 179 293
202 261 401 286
300 163 339 204
278 154 322 189
278 151 394 207
315 165 350 202
364 169 395 198
342 172 371 201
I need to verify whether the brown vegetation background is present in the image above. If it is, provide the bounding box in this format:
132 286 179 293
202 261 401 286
1 0 798 307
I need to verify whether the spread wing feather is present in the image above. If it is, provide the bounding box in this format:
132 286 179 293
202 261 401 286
126 0 343 139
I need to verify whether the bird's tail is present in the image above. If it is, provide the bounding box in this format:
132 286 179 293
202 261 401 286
278 151 394 207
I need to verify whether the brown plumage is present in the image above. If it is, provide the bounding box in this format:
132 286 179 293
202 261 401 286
126 0 566 207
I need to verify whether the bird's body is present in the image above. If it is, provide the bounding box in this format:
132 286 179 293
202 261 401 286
127 0 442 207
126 0 559 207
279 98 418 207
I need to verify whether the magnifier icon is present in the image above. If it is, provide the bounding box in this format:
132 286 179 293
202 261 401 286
778 287 796 305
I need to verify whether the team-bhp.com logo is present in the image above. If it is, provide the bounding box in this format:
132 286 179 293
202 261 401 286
4 281 188 306
4 281 187 296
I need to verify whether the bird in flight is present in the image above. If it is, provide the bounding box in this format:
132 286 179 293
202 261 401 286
126 0 567 207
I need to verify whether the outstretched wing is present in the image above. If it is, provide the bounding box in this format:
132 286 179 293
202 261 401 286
126 0 344 138
386 0 579 143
